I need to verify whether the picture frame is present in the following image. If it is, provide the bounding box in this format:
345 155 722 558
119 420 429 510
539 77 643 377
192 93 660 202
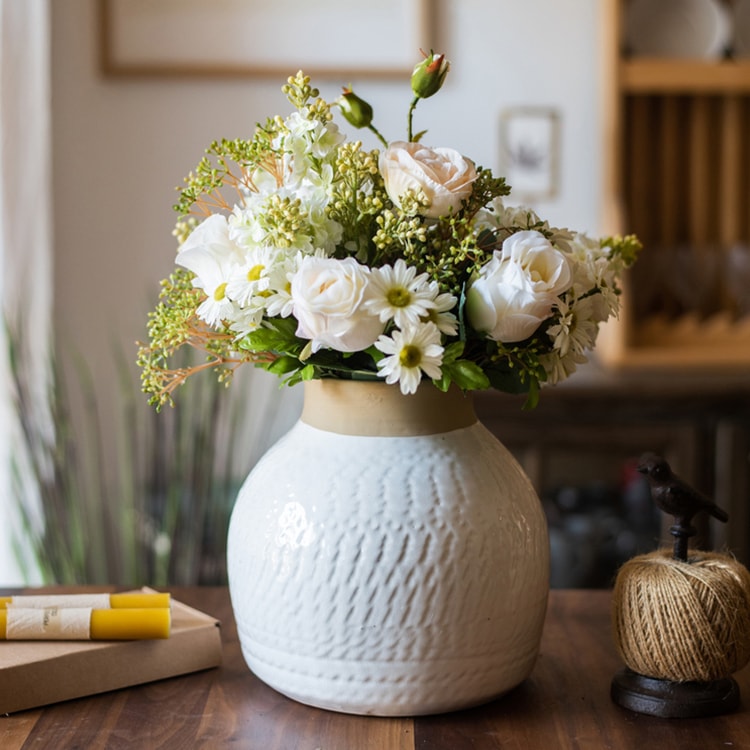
99 0 434 78
499 107 560 201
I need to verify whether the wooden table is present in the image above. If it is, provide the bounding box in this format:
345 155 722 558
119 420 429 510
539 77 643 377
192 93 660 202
2 587 749 749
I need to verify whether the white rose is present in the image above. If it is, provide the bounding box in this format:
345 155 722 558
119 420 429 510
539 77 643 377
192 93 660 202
379 141 477 219
502 230 572 295
465 230 572 343
175 214 246 328
177 213 245 268
291 256 385 353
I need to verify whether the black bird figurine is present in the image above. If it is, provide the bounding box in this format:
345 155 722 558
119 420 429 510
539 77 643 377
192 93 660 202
637 453 729 561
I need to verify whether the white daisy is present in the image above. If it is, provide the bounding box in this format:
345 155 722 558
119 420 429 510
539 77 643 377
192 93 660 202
547 296 599 358
594 286 620 321
228 305 265 339
420 285 458 335
540 348 589 385
226 247 278 307
374 322 444 395
366 259 440 328
263 251 303 318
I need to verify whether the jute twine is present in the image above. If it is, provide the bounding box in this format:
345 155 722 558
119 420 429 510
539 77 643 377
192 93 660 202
612 549 750 682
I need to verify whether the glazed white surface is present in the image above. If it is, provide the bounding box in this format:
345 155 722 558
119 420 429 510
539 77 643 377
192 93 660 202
227 418 549 716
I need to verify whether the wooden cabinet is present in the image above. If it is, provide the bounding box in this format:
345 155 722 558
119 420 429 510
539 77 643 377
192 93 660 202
465 3 750 591
475 375 750 587
599 0 750 368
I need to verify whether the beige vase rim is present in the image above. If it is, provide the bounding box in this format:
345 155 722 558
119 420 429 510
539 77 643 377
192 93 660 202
300 379 478 437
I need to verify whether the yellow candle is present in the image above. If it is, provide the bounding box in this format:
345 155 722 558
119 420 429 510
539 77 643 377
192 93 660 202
108 593 171 610
0 592 170 610
0 607 171 640
90 608 171 640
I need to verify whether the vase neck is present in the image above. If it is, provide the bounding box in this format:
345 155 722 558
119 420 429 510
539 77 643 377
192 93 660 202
300 380 477 437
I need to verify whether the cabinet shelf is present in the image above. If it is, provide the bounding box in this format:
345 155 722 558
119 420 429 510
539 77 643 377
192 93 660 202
622 59 750 94
600 0 750 369
600 308 750 369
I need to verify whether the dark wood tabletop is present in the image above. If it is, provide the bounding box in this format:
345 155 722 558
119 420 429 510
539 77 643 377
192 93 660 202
2 586 749 749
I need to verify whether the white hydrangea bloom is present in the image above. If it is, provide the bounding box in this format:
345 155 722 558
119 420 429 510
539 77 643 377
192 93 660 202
226 114 345 258
493 198 542 229
228 203 267 250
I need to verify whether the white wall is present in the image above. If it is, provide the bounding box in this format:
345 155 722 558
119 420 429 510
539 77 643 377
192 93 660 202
1 0 51 586
52 0 603 377
38 0 603 583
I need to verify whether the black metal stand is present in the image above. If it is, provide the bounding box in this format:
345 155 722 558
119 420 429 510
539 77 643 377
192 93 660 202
670 519 695 563
611 668 740 718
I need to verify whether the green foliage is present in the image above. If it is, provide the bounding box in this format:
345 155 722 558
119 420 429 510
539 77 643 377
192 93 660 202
137 269 255 409
139 65 640 409
601 233 643 267
9 323 267 586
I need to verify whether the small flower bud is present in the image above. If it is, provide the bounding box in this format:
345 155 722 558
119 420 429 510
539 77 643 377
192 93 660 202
337 87 374 129
411 52 450 99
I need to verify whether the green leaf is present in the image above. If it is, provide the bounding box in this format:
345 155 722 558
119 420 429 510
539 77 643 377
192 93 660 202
441 341 465 365
280 362 317 387
485 367 529 394
240 319 302 355
266 355 301 375
432 373 452 392
442 359 490 391
299 364 316 381
522 378 540 410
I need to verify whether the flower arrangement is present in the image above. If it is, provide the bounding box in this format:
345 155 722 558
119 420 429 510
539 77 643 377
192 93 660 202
138 54 639 409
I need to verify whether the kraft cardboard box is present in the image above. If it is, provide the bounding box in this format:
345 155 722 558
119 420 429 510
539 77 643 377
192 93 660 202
0 590 222 714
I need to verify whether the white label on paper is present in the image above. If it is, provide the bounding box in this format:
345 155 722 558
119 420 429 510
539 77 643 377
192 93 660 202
6 607 92 640
8 594 110 609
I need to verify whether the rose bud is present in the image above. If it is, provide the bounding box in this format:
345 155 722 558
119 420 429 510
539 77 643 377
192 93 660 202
337 87 374 129
411 52 450 99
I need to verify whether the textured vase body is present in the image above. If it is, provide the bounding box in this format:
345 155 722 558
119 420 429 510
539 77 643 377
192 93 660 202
227 380 549 716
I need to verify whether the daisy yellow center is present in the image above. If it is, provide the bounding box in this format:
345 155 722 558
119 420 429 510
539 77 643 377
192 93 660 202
247 264 264 282
399 345 422 368
387 287 411 308
213 282 227 301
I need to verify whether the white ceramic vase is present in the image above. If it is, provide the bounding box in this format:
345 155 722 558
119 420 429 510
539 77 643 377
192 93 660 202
227 379 549 716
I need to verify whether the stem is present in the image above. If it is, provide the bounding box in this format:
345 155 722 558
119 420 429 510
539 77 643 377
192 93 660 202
407 96 420 142
368 123 389 148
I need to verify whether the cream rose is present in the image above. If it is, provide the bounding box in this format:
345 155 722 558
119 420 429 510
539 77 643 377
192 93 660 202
379 141 477 219
291 256 385 353
465 230 572 343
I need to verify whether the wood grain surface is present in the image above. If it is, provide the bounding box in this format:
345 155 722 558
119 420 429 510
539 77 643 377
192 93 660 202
1 587 749 749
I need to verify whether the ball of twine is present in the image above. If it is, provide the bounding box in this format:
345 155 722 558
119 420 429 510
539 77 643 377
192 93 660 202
612 549 750 682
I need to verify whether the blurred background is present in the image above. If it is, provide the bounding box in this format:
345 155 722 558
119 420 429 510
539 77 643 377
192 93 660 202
1 0 748 588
